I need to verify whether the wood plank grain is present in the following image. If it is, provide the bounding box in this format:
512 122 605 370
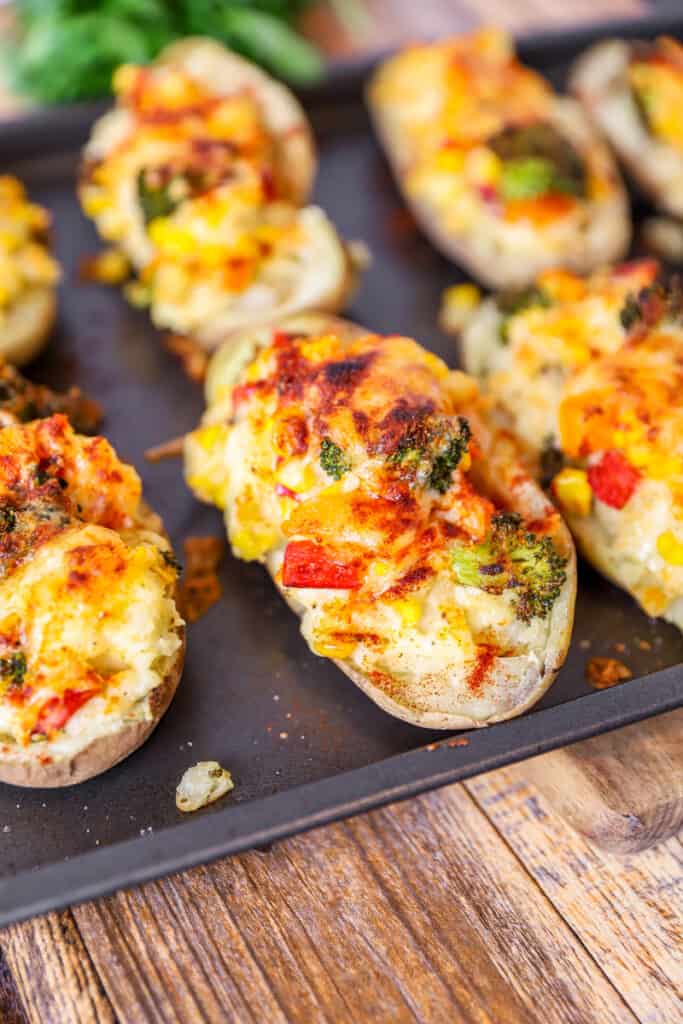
73 783 636 1024
520 708 683 852
467 768 683 1024
0 910 114 1024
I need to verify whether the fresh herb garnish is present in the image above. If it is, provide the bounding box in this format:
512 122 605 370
0 652 26 689
137 171 179 226
0 508 16 534
320 439 351 480
8 1 328 105
619 293 642 330
497 286 551 343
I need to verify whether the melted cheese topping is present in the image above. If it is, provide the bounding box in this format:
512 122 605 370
186 327 560 701
0 177 59 319
465 261 659 455
369 28 619 238
629 37 683 151
0 416 182 751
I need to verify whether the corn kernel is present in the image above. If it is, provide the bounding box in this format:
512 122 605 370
299 335 338 363
392 598 422 627
231 526 276 561
195 424 228 453
422 351 449 379
312 637 357 659
657 530 683 566
370 560 391 577
87 248 130 285
552 468 592 518
465 147 502 186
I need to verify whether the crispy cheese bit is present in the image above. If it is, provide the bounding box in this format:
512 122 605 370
79 248 130 285
176 761 234 813
585 657 632 690
552 468 592 518
440 283 482 333
177 535 225 623
657 530 683 566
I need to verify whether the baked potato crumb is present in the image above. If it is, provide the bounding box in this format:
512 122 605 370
585 657 632 689
176 761 234 812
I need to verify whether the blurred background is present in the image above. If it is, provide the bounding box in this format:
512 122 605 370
0 0 646 118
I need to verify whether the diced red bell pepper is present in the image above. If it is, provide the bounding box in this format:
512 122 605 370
282 540 361 589
33 689 98 737
275 482 299 500
587 450 640 510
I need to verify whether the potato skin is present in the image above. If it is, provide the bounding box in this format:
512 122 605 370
570 39 683 217
0 631 184 788
0 288 56 368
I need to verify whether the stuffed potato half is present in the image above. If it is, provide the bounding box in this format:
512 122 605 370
454 262 683 631
80 39 356 348
0 415 185 787
185 315 576 729
570 36 683 217
80 37 315 270
367 28 629 289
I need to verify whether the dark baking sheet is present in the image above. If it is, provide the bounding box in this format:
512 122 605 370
0 12 682 927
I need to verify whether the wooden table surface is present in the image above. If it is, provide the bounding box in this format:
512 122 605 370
2 2 682 1022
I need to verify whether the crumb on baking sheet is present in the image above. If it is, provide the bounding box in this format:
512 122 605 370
176 761 234 813
585 657 633 690
177 536 225 623
163 333 209 383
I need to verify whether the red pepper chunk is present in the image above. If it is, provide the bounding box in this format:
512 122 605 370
282 540 361 589
33 688 98 737
587 450 640 510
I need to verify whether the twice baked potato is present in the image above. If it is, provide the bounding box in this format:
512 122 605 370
184 314 575 729
0 415 185 786
80 39 356 347
367 28 630 289
0 176 60 366
453 263 683 631
80 37 315 269
571 36 683 217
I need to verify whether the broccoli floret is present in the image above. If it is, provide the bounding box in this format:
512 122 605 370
619 293 642 330
320 438 351 480
428 418 471 494
137 171 179 225
497 286 551 344
451 512 567 622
